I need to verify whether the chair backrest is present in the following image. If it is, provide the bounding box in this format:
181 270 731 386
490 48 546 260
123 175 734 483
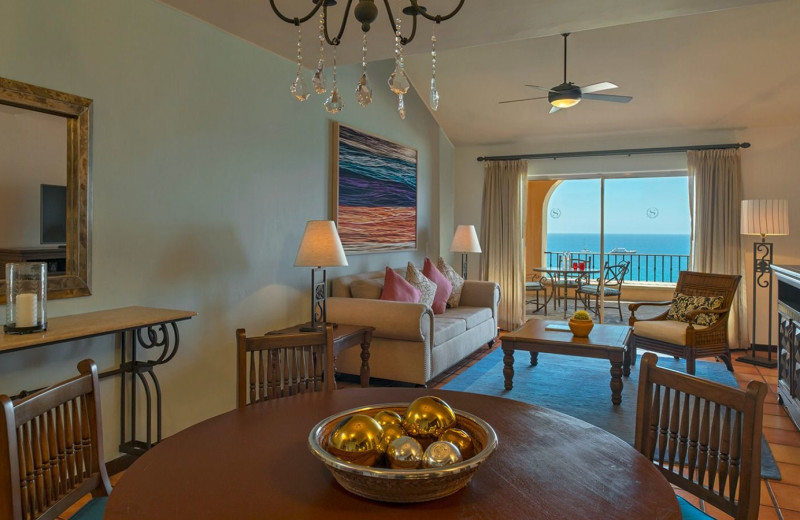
1 359 111 520
236 324 335 408
634 353 767 520
601 260 630 287
674 271 741 308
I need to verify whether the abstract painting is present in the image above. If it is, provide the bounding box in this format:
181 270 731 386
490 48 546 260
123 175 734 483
333 123 417 253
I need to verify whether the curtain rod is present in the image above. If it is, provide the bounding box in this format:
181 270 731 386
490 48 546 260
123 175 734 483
476 142 750 162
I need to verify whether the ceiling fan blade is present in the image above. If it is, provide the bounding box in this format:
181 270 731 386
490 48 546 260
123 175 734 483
525 84 556 93
499 96 548 104
580 82 618 94
549 105 561 114
582 93 632 103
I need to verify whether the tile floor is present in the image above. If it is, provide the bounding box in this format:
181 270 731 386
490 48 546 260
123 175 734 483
60 328 800 520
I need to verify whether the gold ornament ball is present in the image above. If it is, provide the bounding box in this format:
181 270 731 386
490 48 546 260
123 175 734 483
327 414 385 467
438 428 475 460
402 396 457 438
381 423 407 449
374 410 403 428
386 436 424 469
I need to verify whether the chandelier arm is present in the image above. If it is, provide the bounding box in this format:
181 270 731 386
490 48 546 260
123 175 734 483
383 0 418 46
409 0 465 23
323 0 354 46
268 0 325 25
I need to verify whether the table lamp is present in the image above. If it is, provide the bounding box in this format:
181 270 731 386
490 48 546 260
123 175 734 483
738 199 789 367
450 225 482 279
294 220 348 331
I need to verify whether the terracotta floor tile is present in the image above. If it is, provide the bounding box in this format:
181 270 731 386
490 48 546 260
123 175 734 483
733 364 764 375
781 509 800 520
758 504 780 520
764 426 800 447
764 391 779 405
764 403 786 416
764 414 800 431
771 443 800 465
761 481 773 506
770 481 800 512
762 375 779 385
775 463 800 486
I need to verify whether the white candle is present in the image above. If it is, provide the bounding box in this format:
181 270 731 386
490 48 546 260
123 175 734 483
15 293 38 328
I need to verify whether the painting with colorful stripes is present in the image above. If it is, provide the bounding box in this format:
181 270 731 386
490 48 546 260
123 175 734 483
333 123 417 253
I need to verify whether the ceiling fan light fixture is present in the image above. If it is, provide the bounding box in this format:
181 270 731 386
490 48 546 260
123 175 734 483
551 98 581 108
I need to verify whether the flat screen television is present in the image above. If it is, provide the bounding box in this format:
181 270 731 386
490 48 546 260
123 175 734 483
40 184 67 245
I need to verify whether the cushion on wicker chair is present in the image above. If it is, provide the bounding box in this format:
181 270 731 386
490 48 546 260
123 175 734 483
633 320 708 346
666 293 724 326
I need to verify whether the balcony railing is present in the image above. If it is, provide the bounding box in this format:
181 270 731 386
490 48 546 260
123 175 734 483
543 251 690 283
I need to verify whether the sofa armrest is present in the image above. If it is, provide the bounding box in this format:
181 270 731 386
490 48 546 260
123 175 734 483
327 297 433 343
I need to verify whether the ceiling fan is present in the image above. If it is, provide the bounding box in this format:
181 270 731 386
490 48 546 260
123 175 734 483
500 33 632 113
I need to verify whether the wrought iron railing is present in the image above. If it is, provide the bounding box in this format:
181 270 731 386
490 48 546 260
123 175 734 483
543 251 690 283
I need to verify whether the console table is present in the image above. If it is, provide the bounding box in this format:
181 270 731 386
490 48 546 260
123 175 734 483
775 265 800 431
0 306 197 455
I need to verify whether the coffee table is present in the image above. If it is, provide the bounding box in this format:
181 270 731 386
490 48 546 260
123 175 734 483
501 319 632 405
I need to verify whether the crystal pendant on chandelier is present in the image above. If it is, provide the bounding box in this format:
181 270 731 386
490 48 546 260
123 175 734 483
388 60 410 95
313 61 326 94
397 94 406 119
430 78 440 111
325 88 344 113
291 72 310 101
355 74 372 107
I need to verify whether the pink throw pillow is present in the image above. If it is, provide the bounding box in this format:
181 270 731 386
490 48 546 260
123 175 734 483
380 267 421 303
423 257 453 314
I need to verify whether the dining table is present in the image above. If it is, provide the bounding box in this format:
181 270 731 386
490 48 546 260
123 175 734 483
103 388 681 520
533 266 600 318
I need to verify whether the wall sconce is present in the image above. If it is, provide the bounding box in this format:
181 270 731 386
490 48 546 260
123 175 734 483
450 225 481 279
294 220 348 331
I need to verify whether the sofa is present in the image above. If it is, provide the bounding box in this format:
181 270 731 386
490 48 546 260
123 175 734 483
327 268 500 386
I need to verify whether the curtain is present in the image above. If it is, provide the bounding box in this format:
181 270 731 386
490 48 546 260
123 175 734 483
479 160 527 331
688 149 748 349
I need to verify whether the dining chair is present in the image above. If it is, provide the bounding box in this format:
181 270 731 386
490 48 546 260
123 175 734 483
575 260 630 320
635 352 767 520
236 323 335 408
628 271 741 375
524 272 548 315
1 359 112 520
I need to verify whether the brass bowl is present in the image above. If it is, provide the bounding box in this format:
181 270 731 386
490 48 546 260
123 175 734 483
568 318 594 337
308 403 498 503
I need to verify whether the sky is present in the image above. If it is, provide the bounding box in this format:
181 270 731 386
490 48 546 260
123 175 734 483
546 177 691 235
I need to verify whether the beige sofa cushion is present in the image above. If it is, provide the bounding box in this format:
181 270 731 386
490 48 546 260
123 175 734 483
441 307 492 329
634 320 708 346
433 318 467 347
350 278 384 299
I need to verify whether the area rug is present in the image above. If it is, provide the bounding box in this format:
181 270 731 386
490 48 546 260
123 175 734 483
443 348 781 480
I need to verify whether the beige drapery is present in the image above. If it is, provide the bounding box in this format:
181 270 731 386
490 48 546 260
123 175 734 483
688 149 748 349
479 159 527 331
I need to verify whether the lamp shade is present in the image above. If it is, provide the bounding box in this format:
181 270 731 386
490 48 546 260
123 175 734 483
450 225 482 253
741 200 789 236
294 220 348 267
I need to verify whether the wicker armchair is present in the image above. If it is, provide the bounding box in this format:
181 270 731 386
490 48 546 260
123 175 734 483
628 271 741 375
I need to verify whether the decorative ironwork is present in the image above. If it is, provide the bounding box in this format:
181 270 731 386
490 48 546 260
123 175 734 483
754 240 773 288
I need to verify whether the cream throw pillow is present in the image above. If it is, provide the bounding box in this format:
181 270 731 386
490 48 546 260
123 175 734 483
406 262 437 309
437 257 464 308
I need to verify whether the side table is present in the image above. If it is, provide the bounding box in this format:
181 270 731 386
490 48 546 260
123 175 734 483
269 323 373 387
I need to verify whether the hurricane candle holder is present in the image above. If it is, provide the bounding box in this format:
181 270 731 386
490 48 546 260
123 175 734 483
4 262 47 334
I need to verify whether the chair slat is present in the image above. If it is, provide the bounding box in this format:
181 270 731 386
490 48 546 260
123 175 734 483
708 402 721 491
729 410 742 500
657 387 671 465
667 389 681 471
687 394 701 481
677 392 690 475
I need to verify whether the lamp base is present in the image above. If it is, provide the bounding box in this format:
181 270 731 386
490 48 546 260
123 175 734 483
736 354 777 368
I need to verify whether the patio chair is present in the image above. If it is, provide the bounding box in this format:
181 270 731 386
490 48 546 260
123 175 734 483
575 260 630 320
628 271 741 375
635 352 767 520
236 324 335 408
1 359 112 520
525 272 549 315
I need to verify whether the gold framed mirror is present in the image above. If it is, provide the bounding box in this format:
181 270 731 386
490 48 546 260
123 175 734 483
0 77 91 304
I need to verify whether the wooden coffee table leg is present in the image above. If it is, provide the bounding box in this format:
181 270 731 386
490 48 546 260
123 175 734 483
609 361 623 405
502 346 515 390
622 346 631 377
530 352 539 366
359 330 372 388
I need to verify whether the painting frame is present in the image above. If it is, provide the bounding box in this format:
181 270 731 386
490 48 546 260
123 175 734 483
331 122 418 254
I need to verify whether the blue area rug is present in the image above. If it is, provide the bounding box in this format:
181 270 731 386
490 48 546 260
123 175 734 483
443 348 781 480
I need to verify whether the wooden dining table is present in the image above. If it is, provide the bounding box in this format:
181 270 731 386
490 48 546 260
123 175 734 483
103 388 681 520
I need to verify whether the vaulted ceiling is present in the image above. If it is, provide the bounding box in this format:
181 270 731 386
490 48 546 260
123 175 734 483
159 0 800 147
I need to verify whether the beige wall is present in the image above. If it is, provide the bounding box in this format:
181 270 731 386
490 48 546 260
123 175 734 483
0 0 452 460
456 126 800 340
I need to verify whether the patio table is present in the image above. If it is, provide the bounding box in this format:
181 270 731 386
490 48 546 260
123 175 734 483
533 266 599 318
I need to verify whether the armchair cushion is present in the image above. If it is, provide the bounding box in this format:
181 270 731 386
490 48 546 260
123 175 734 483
634 320 708 346
666 293 724 326
438 257 465 308
406 262 437 309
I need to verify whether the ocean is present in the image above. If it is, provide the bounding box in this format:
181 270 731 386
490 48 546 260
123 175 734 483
545 233 691 282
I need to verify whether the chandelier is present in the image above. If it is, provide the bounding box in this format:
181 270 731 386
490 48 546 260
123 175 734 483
269 0 464 118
